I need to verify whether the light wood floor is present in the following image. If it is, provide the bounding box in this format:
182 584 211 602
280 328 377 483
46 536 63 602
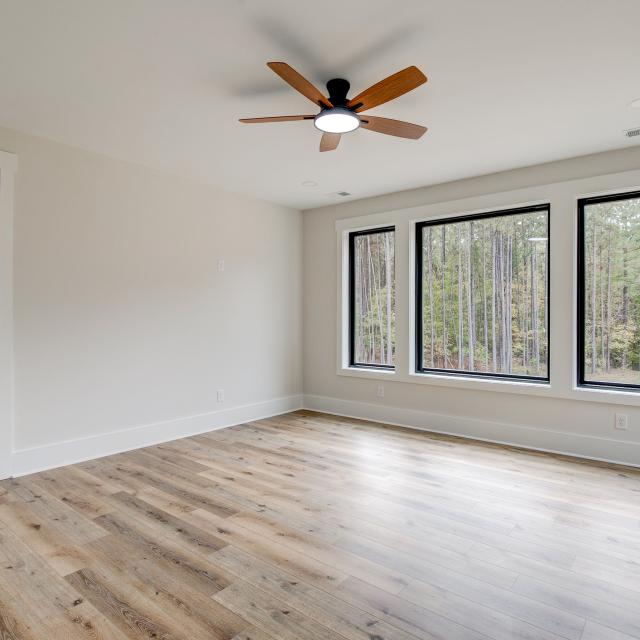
1 411 639 640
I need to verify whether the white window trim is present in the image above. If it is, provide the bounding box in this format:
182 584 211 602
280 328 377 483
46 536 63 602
336 167 640 408
337 220 399 375
0 150 17 479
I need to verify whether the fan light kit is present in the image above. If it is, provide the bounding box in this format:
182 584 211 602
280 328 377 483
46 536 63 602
314 107 360 133
240 62 428 152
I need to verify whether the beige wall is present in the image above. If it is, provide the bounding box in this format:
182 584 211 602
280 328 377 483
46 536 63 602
3 124 640 474
303 146 640 466
0 127 302 471
0 151 17 477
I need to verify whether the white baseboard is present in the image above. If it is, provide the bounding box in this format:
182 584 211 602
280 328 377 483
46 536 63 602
8 392 638 478
8 394 303 478
303 394 640 468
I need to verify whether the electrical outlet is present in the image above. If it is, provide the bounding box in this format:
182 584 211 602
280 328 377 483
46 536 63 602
217 389 225 403
217 259 225 272
376 384 384 398
615 413 628 430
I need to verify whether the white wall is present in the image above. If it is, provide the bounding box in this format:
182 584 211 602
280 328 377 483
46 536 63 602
0 150 17 478
0 127 302 476
4 126 640 476
303 146 640 466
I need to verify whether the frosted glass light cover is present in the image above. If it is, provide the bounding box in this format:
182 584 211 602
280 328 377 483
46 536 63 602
314 108 360 133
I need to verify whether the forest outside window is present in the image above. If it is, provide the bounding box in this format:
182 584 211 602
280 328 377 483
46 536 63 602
577 191 640 391
349 227 395 369
415 205 550 381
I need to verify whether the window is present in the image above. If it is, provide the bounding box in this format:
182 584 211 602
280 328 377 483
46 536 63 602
415 205 550 381
349 227 395 369
577 191 640 391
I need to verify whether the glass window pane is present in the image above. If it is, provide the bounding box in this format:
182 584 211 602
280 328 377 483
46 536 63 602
418 207 549 379
351 228 395 367
582 195 640 388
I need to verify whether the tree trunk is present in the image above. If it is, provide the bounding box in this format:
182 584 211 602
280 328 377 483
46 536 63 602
441 225 447 368
491 231 497 372
498 232 506 372
605 224 612 372
367 236 384 363
622 243 629 369
426 228 435 367
599 244 606 370
384 232 393 365
481 226 489 371
522 220 529 371
467 222 475 371
532 242 539 373
457 225 464 369
506 234 513 373
590 222 597 374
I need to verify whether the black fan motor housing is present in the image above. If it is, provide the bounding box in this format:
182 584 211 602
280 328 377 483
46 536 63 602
326 78 351 107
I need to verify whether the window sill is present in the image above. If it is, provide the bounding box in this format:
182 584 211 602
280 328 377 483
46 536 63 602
336 365 640 406
407 371 551 395
411 370 548 386
572 385 640 401
338 366 396 379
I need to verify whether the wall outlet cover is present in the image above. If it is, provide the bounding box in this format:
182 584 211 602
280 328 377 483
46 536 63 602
615 413 629 430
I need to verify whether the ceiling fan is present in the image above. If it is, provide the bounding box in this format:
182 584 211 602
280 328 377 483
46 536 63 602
240 62 428 152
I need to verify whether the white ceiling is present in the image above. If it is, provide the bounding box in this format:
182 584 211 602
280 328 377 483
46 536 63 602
1 0 640 209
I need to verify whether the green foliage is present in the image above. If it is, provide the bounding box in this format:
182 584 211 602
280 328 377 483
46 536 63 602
421 210 548 377
584 198 640 384
353 231 395 365
351 198 640 385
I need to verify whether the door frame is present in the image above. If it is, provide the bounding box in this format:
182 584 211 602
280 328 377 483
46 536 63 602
0 150 17 479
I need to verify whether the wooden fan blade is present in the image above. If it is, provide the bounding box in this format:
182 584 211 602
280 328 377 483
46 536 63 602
360 115 427 139
239 115 314 123
320 132 341 152
267 62 332 109
347 66 427 113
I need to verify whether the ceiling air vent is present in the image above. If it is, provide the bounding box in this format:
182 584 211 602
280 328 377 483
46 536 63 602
624 127 640 138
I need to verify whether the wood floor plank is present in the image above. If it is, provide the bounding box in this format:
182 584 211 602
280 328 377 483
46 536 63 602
93 511 231 596
225 509 410 594
109 490 227 554
0 499 92 576
166 506 350 590
333 530 518 589
65 567 186 640
468 542 640 611
581 621 640 640
512 574 640 638
400 571 585 639
99 459 240 517
4 477 107 544
213 580 349 640
336 578 564 640
1 410 639 640
0 597 37 640
212 545 421 640
0 520 129 639
231 628 277 640
80 535 246 639
27 467 117 518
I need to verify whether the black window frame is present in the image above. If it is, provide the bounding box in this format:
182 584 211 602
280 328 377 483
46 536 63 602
577 190 640 392
415 204 551 383
348 225 396 370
